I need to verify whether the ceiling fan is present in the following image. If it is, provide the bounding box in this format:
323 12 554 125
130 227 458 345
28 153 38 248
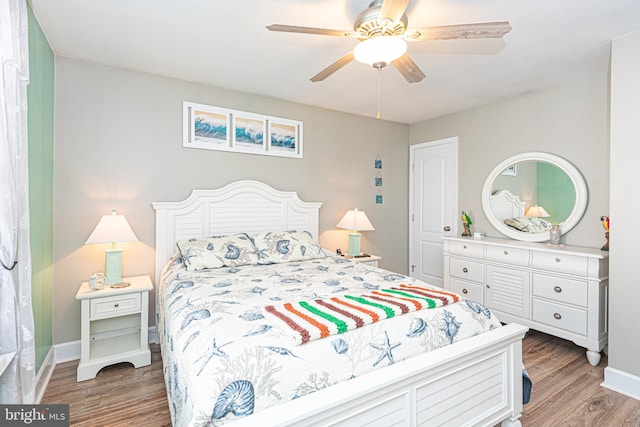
267 0 511 83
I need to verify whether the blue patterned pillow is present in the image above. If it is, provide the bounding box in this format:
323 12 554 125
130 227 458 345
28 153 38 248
251 230 324 264
504 217 552 233
176 233 259 271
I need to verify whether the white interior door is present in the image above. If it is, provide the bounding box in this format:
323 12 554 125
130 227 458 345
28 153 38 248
409 137 458 287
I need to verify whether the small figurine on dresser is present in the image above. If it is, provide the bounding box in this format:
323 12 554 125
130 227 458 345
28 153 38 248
600 215 609 251
461 211 472 237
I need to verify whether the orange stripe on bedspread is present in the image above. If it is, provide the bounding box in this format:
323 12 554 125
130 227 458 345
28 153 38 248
284 302 331 339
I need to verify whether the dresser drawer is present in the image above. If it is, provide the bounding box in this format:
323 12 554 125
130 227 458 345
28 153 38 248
532 299 587 336
448 278 484 303
532 252 589 276
448 240 484 259
449 258 484 283
486 245 530 267
91 293 141 319
532 274 588 307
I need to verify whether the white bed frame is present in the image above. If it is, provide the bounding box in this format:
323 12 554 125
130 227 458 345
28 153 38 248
490 189 526 221
153 180 528 427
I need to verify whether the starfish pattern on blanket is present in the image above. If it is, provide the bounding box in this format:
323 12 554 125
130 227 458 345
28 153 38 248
370 331 401 366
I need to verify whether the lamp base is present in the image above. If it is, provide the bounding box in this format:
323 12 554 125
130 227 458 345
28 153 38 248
104 248 123 285
347 233 361 257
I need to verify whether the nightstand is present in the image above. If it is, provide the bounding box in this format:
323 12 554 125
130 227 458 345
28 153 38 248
75 275 153 381
344 254 381 267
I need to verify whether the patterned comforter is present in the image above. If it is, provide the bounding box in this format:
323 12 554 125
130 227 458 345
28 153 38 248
157 253 502 426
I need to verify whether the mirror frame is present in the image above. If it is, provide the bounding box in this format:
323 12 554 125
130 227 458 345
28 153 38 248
481 152 588 242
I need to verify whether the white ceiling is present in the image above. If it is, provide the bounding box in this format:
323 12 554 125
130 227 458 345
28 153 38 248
31 0 640 124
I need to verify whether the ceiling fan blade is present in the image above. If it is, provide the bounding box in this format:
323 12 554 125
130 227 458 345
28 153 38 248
310 51 355 82
266 24 359 38
406 21 512 41
392 53 426 83
379 0 411 24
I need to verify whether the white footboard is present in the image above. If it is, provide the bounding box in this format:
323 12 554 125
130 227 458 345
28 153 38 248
229 323 528 427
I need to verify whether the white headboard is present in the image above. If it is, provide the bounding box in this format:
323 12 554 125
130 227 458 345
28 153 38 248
490 189 526 221
152 180 322 284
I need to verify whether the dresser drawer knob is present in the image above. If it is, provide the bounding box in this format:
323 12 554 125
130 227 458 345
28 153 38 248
554 286 562 293
462 288 468 294
504 250 509 255
114 303 119 308
463 245 467 249
462 267 468 273
554 313 562 320
555 257 561 262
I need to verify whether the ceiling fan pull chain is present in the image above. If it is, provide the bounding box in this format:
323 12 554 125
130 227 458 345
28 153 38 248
376 66 381 119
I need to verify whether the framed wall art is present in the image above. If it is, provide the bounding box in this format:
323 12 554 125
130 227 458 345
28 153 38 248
183 101 303 158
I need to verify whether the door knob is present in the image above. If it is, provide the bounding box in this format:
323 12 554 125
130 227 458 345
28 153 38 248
444 226 451 231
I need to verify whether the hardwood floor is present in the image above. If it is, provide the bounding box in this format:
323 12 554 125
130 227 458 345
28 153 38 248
42 330 640 426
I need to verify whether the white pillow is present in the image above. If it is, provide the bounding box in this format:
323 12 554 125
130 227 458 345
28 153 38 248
176 233 259 271
251 230 324 264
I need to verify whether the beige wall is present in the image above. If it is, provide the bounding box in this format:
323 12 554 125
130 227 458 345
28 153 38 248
609 30 640 379
53 58 409 344
409 72 610 248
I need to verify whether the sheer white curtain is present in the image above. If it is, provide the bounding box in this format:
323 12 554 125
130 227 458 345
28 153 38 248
0 0 35 404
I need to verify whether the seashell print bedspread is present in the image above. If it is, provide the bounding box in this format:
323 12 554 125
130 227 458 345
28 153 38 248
157 253 502 426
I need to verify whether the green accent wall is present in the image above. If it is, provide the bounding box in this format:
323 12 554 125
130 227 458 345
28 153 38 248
537 161 575 224
27 4 55 373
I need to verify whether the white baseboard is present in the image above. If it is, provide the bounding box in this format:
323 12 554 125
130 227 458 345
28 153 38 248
35 347 55 404
54 339 81 363
53 326 157 364
602 367 640 401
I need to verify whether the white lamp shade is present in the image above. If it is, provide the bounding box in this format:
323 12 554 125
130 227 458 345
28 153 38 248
353 36 407 66
336 209 375 232
86 210 139 244
525 205 550 218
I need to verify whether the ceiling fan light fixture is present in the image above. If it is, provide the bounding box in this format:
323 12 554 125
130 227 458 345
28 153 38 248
353 36 407 67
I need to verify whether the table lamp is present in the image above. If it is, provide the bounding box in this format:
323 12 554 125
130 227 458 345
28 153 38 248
525 205 550 218
336 208 375 256
86 210 139 286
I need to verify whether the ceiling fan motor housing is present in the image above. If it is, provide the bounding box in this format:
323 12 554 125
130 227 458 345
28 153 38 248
354 0 408 39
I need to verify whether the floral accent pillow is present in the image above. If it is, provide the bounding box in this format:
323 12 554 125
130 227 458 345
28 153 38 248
251 230 324 264
176 233 259 271
504 217 552 233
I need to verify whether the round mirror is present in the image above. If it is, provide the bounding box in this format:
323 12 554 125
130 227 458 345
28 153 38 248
481 152 588 242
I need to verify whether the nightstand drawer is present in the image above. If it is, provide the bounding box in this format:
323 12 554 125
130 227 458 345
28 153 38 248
532 274 588 307
486 245 529 267
448 240 484 259
449 258 484 283
532 299 587 336
91 293 141 318
448 278 484 303
532 252 588 276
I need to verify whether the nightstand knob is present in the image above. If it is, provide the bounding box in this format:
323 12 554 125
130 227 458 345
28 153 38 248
504 250 509 255
554 286 562 293
114 303 119 308
462 267 468 273
462 288 468 294
554 313 562 320
463 245 467 249
555 257 561 262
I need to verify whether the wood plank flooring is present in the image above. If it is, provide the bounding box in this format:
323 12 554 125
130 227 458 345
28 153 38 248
42 330 640 426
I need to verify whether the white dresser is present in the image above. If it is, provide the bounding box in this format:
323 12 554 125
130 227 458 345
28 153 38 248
443 236 608 365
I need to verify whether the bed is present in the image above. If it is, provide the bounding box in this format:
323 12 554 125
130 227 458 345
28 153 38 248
491 189 552 233
153 180 528 427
